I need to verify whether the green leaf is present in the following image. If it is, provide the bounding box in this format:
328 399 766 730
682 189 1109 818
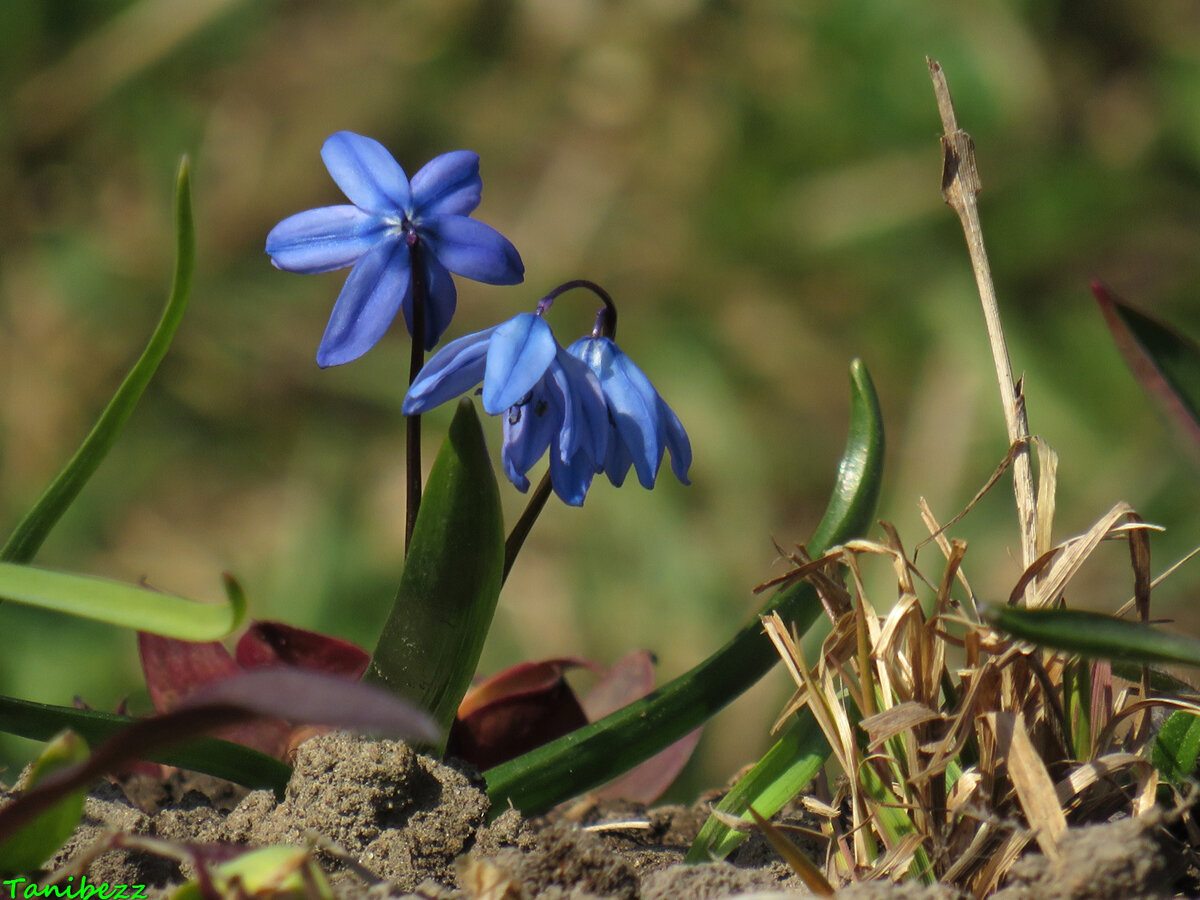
686 710 828 862
484 358 884 815
1153 711 1200 787
0 566 245 640
983 603 1200 668
0 695 290 796
2 156 196 564
1094 281 1200 452
0 730 89 875
364 399 505 747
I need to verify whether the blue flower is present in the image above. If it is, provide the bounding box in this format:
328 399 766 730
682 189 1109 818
566 336 691 488
266 132 524 365
403 313 609 505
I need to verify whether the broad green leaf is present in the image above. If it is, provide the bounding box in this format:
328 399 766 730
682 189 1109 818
1093 281 1200 452
364 399 505 747
0 695 290 796
2 157 195 564
1153 711 1200 788
0 730 89 874
0 566 245 640
485 359 884 815
984 603 1200 668
686 710 828 862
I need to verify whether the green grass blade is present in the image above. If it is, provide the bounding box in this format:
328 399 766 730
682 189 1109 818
2 156 196 564
0 564 245 639
0 695 290 796
0 730 89 875
363 399 505 748
686 709 828 862
984 604 1200 668
484 358 884 815
1153 710 1200 787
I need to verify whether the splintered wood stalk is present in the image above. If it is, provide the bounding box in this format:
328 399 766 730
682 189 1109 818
927 58 1038 573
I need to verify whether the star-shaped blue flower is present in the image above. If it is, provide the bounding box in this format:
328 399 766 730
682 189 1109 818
266 132 524 365
403 313 609 505
567 336 691 488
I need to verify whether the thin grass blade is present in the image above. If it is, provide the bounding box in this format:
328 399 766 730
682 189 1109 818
985 604 1200 668
2 157 196 564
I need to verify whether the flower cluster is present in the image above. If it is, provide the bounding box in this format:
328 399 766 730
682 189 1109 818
266 131 524 365
403 309 690 505
268 132 689 506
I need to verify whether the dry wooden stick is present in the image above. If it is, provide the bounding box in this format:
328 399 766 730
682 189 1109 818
927 58 1038 574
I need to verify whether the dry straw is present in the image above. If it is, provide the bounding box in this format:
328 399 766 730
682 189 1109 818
746 61 1200 897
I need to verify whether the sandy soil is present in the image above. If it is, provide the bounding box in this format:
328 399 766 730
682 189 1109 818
4 733 1185 899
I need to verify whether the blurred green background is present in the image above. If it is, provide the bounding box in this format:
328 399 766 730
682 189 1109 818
4 0 1200 797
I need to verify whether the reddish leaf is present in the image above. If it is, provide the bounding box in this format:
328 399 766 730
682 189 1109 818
235 621 369 680
579 650 656 721
138 632 240 713
1094 281 1200 456
449 652 702 800
448 659 592 770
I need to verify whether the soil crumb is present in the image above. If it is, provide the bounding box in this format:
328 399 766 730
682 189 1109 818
991 815 1173 900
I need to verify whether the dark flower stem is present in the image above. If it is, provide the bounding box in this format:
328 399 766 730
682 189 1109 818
405 242 428 554
502 280 617 580
503 473 552 583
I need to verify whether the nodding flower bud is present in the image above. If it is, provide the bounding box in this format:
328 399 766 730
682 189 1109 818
402 282 689 504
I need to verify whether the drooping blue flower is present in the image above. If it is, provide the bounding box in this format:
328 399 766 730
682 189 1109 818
403 313 609 505
266 132 524 365
567 336 691 488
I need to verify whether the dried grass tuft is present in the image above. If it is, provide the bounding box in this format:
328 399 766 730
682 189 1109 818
762 486 1198 896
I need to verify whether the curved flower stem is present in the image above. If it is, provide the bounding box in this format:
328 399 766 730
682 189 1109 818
502 279 618 579
537 278 617 339
405 242 429 554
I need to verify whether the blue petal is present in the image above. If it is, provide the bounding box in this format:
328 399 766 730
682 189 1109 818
402 326 496 415
410 151 482 217
548 440 597 506
603 435 634 488
266 206 385 274
657 396 692 484
501 382 561 492
401 250 457 351
571 337 662 488
316 239 411 367
482 314 557 414
321 132 411 215
419 215 524 285
551 350 608 465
